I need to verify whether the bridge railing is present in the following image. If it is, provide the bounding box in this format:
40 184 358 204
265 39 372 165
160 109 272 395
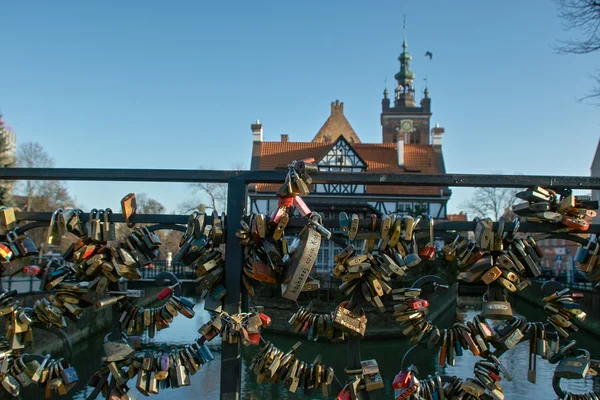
2 167 600 400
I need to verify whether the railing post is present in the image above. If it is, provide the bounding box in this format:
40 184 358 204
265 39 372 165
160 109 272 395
346 290 371 400
220 176 247 400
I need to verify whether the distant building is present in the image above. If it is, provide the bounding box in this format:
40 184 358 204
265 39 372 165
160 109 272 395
537 238 578 281
447 212 468 222
248 29 452 273
0 115 16 167
0 114 17 203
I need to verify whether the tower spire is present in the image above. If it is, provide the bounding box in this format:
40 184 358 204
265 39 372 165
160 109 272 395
394 16 415 107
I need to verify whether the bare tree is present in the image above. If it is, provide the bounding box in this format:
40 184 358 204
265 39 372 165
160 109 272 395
16 142 74 212
182 163 246 214
177 200 208 214
460 187 520 221
189 182 227 213
555 0 600 100
137 193 166 214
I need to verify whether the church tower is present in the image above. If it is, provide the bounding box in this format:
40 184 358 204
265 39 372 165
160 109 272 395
381 23 432 144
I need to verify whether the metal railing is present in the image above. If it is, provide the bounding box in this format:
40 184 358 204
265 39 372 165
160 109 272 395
2 167 600 400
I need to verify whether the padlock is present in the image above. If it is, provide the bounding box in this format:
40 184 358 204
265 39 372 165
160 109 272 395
121 193 137 228
0 207 17 234
554 349 590 379
103 333 134 362
46 208 63 245
482 293 513 320
418 217 437 259
281 224 321 301
103 208 116 241
7 230 39 258
0 243 13 262
393 369 414 389
332 301 367 337
404 237 422 268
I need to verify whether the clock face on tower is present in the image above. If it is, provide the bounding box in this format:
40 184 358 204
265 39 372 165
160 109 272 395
401 119 413 132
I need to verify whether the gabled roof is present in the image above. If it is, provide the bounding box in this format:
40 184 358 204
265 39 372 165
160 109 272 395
255 140 443 196
317 135 368 167
312 100 361 144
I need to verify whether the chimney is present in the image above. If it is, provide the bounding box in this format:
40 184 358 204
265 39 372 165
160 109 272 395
251 119 263 142
396 127 404 168
281 134 289 143
431 123 444 147
331 100 344 115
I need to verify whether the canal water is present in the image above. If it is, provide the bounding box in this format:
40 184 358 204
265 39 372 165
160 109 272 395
22 295 600 399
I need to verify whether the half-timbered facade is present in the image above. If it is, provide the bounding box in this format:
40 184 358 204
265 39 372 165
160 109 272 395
248 35 451 273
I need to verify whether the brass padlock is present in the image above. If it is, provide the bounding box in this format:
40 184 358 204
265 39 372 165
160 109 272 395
332 301 367 337
281 225 321 301
121 193 137 228
103 333 134 362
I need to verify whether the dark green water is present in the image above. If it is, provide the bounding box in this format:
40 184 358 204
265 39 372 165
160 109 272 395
19 296 600 399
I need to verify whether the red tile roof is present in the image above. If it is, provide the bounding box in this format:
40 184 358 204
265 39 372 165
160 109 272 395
255 141 443 196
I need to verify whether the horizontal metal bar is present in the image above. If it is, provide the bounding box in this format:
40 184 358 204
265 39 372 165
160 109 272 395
12 213 600 234
15 212 194 225
286 218 600 234
2 168 600 189
0 168 240 183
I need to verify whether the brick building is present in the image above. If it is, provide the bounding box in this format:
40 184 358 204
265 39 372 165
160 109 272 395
248 33 451 273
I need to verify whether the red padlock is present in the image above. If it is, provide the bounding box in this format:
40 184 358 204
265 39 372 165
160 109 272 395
488 371 502 382
247 333 261 345
278 196 294 207
561 216 589 231
23 265 41 276
259 313 271 327
157 287 173 301
83 244 96 260
251 261 277 283
301 318 311 333
157 283 180 300
406 299 429 310
393 371 412 389
336 386 351 400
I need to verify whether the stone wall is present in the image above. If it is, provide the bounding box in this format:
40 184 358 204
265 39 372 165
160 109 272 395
2 286 163 355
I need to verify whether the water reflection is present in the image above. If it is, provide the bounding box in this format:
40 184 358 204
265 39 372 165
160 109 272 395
19 297 600 399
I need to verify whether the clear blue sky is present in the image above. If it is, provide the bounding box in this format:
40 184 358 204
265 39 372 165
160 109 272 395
1 0 598 213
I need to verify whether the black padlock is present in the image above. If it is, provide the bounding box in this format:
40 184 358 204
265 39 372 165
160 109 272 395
554 349 590 379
